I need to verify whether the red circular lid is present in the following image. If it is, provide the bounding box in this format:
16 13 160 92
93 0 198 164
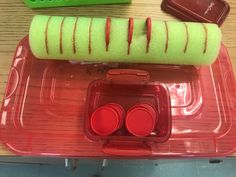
132 104 157 122
91 106 119 136
107 103 124 113
106 103 125 127
126 106 156 137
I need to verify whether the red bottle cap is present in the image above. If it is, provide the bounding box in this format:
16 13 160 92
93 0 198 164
90 104 124 136
126 104 158 137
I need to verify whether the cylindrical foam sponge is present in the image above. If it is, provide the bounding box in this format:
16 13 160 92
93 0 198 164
29 15 222 65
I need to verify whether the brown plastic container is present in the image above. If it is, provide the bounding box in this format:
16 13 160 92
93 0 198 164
161 0 230 26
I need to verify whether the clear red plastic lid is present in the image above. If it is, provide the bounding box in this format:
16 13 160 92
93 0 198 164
1 36 236 158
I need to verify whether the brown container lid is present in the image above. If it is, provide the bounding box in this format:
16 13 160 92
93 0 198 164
161 0 230 26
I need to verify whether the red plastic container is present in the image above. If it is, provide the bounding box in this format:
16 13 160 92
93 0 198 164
0 36 236 158
161 0 230 26
85 69 171 144
126 104 158 137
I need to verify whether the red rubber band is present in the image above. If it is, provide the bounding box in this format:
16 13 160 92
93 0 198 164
202 24 208 54
73 17 79 54
146 17 152 53
45 16 52 54
164 21 169 53
105 17 111 51
183 23 189 53
60 17 66 54
127 17 134 55
88 18 93 54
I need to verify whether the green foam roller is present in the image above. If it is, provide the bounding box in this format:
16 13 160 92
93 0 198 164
29 15 222 65
24 0 131 8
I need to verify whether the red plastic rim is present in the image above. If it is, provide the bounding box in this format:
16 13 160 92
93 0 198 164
129 104 157 118
106 103 125 127
91 106 120 136
126 104 157 137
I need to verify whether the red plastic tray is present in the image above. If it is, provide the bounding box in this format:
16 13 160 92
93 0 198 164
1 36 236 158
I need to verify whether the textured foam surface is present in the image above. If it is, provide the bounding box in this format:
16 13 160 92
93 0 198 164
29 15 222 65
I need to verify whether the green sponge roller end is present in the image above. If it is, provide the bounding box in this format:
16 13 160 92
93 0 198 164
29 15 222 66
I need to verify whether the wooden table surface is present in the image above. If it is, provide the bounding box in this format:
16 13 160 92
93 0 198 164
0 0 236 156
